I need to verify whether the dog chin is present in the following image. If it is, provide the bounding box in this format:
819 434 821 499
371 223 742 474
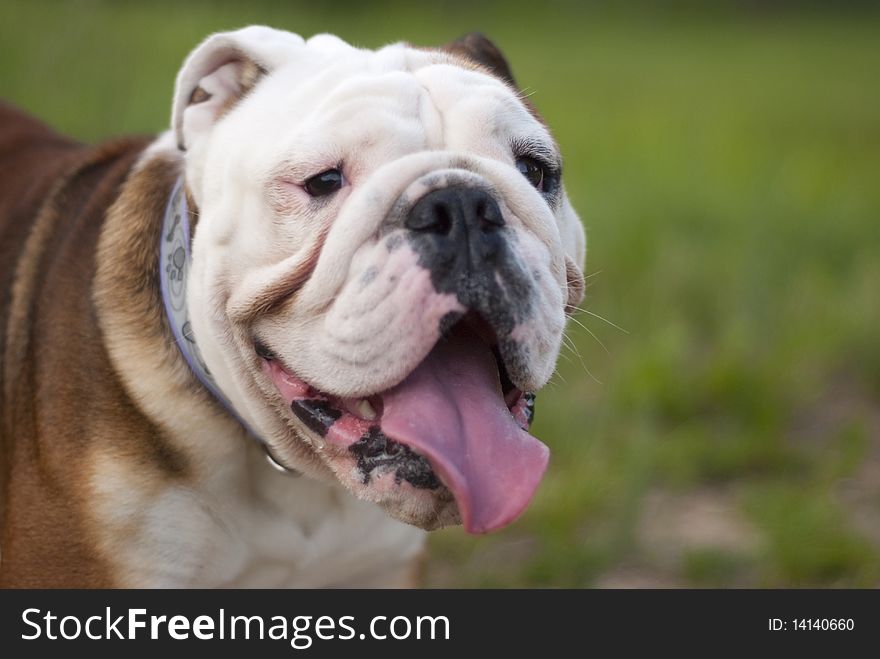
332 460 462 532
254 316 548 535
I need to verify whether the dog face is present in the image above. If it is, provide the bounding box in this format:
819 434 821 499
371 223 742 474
174 27 585 534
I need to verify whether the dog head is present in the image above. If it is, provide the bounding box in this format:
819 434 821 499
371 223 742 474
172 26 585 533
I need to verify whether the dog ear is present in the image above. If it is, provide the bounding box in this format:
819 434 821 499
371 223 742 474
172 26 303 151
442 32 517 87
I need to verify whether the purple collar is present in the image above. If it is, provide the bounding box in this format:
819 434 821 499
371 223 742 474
159 178 296 475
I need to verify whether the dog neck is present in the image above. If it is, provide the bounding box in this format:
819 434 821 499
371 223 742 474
159 177 297 475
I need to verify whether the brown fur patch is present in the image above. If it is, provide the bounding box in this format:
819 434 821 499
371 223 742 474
93 154 210 433
0 103 163 586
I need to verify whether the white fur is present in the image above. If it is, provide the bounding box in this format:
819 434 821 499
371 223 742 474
88 440 424 587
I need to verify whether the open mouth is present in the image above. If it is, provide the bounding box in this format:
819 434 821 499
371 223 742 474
256 314 548 534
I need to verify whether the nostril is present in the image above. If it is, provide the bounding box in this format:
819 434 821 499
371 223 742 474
433 202 453 235
478 198 505 232
405 198 455 235
475 199 487 223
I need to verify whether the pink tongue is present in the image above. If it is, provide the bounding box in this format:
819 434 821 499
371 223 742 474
380 330 549 534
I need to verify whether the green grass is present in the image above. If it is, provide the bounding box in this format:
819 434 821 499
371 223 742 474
3 0 879 587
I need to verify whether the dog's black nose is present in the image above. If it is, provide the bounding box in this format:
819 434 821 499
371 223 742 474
404 185 531 332
405 187 506 267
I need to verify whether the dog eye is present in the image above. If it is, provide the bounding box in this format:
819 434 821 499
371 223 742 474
304 169 343 197
515 157 545 191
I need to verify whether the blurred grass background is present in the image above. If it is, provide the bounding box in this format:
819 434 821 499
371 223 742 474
3 0 879 587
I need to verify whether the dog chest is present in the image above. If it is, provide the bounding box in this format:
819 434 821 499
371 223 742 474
90 444 426 588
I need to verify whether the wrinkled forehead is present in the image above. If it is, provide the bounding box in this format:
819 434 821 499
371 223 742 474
237 36 555 159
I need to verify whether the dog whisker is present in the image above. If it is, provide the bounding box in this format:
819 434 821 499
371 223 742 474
565 315 610 356
561 330 602 385
568 307 629 335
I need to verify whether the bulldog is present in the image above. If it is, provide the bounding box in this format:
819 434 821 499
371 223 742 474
0 26 585 587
